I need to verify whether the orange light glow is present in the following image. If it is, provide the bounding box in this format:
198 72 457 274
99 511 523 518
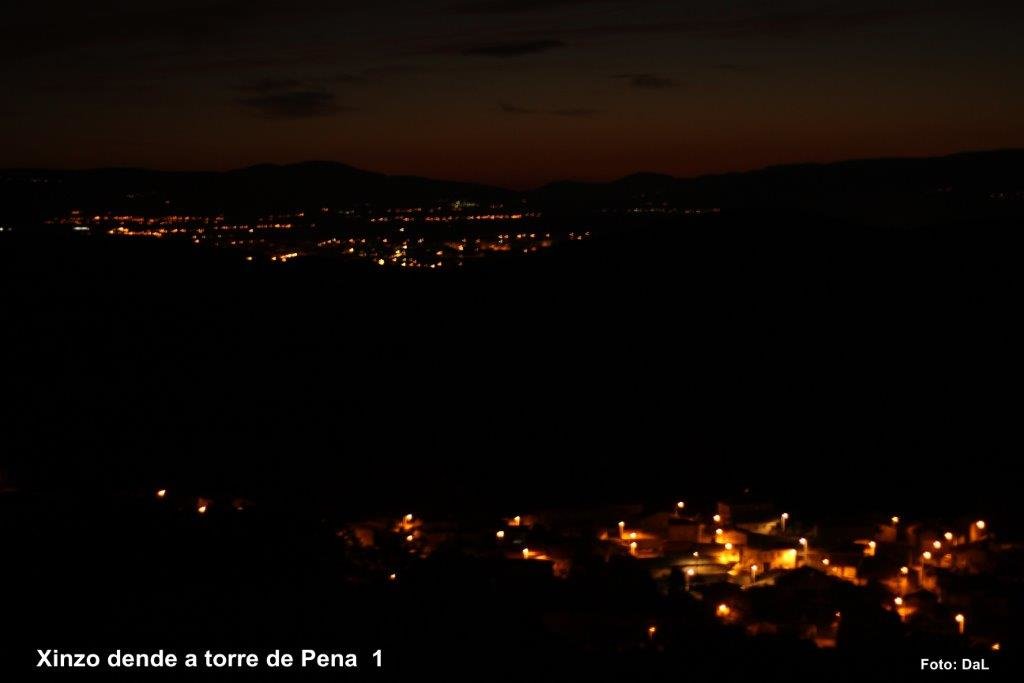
717 604 731 617
976 520 986 530
932 540 942 550
155 489 166 499
496 530 505 540
922 551 932 560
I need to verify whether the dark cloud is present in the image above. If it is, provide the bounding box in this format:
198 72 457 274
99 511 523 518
333 65 429 85
460 40 566 57
577 7 932 40
235 78 308 93
614 73 677 89
499 102 536 114
236 90 350 119
499 102 599 117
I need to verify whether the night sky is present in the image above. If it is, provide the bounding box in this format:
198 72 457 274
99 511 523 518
2 1 1022 188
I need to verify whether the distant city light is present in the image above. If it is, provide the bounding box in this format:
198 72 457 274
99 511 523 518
496 530 505 540
155 489 166 499
976 520 986 530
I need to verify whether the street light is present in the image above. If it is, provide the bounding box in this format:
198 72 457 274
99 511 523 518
713 514 722 524
647 625 657 640
780 512 789 532
496 530 505 540
618 521 625 538
944 531 954 542
955 613 965 635
676 501 685 511
522 547 530 559
155 489 167 499
922 551 932 560
750 564 759 581
629 541 638 556
799 537 808 565
932 540 942 550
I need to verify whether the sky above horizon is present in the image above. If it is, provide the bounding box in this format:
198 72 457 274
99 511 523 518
2 0 1023 188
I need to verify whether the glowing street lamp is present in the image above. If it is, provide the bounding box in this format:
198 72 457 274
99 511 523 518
955 613 966 635
724 542 733 551
975 520 986 530
629 541 638 556
932 540 942 550
716 603 731 618
405 534 414 542
496 530 505 540
618 521 625 538
780 512 789 532
155 489 167 499
522 547 530 559
512 515 521 527
799 537 808 565
712 514 722 524
404 513 414 523
750 564 759 581
647 625 657 640
894 596 903 606
900 566 909 575
685 567 695 590
944 531 954 542
922 551 932 561
676 501 685 511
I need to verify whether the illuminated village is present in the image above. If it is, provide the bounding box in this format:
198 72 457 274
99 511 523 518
44 203 605 269
136 487 1012 659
